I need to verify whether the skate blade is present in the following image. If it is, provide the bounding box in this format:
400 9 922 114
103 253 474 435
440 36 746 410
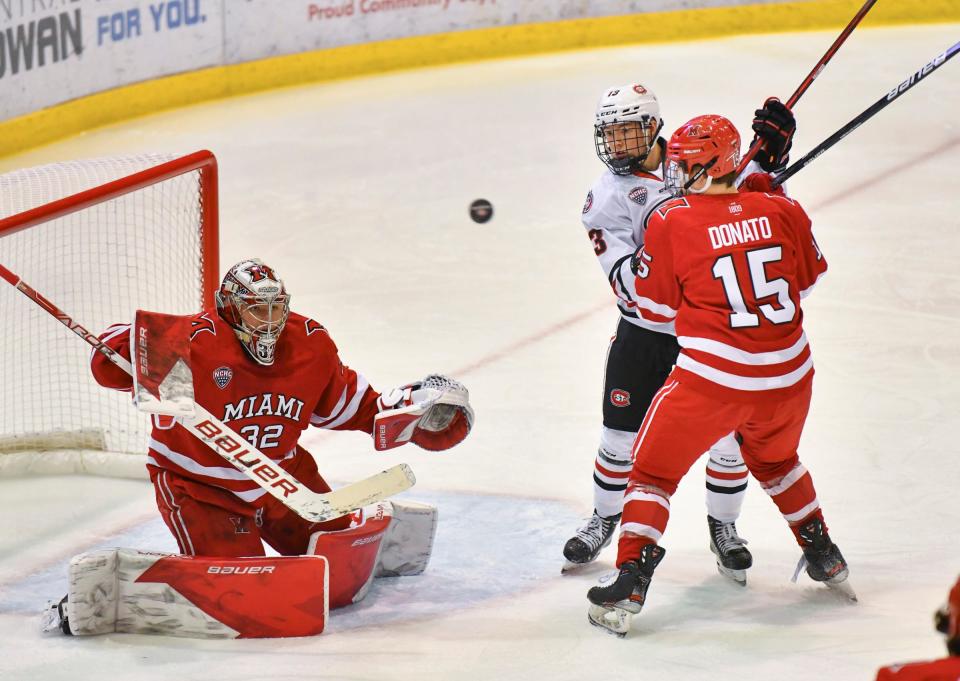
562 560 585 574
587 604 631 638
825 576 858 603
716 562 747 587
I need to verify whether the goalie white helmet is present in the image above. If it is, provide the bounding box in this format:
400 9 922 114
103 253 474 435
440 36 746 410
215 259 290 366
594 83 664 175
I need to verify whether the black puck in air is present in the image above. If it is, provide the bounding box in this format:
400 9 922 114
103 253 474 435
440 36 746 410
469 199 493 224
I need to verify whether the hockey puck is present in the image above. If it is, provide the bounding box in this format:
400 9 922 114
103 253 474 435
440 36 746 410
469 199 493 224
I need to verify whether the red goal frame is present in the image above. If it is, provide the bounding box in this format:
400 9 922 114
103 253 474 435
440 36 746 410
0 149 220 306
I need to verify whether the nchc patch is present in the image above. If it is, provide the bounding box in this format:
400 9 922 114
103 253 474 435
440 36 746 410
610 389 631 407
582 190 594 214
628 186 647 205
213 366 233 390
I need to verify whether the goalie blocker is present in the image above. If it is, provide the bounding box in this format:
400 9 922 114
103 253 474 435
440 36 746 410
45 499 437 639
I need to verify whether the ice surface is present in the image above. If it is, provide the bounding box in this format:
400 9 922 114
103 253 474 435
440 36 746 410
1 23 959 680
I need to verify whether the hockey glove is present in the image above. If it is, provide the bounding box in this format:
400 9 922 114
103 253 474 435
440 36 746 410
374 375 474 452
936 605 950 634
739 172 785 195
751 97 795 172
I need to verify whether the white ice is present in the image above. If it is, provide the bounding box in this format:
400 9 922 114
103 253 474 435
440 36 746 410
1 23 959 680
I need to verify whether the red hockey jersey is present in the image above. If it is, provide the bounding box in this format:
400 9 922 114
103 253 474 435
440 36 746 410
632 190 827 401
91 310 380 503
876 656 960 680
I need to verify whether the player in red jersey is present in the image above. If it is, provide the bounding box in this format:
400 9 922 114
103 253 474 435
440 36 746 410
91 258 472 558
585 115 851 637
876 576 960 680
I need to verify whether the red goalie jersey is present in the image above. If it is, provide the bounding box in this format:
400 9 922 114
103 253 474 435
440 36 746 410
91 310 380 503
633 190 827 401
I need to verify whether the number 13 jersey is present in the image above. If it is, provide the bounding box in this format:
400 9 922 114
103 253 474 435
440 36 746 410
632 190 827 401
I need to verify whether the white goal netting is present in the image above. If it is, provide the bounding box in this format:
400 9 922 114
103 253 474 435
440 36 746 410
0 152 217 478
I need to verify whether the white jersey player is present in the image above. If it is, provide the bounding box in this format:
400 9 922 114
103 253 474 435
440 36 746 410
563 83 796 584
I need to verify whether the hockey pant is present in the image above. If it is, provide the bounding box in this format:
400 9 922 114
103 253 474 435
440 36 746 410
149 444 352 558
595 319 747 520
616 374 823 567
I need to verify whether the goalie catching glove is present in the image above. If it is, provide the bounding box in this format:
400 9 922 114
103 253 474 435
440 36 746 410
374 374 474 451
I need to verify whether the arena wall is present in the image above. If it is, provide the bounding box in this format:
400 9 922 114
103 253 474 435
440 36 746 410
0 0 956 157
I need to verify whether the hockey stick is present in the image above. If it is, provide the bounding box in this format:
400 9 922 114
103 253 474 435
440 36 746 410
735 0 878 175
0 262 416 522
772 40 960 188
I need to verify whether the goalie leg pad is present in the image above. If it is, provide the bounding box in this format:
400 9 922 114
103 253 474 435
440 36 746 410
307 500 438 607
308 503 393 609
61 549 328 638
375 499 438 577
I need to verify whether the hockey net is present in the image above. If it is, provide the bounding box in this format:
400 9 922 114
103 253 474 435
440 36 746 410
0 151 219 478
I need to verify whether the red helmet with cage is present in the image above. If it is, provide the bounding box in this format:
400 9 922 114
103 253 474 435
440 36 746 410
215 258 290 366
664 115 741 196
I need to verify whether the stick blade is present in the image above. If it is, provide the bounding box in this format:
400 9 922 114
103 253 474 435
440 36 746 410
294 464 417 523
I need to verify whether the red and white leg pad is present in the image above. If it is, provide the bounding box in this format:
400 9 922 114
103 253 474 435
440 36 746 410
308 499 438 608
59 549 328 638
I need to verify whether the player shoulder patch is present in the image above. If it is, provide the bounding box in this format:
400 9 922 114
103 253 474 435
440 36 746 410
213 366 233 390
628 186 647 205
766 192 798 206
656 197 691 219
304 319 327 336
190 312 216 340
582 190 594 214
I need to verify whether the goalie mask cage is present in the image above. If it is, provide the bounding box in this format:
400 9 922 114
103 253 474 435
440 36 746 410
0 151 219 478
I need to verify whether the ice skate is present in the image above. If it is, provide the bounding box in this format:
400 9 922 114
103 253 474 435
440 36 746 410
586 543 665 637
792 516 857 602
562 511 620 573
707 515 753 586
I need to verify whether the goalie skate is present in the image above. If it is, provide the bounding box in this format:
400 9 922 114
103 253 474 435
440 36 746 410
562 511 620 573
708 516 752 586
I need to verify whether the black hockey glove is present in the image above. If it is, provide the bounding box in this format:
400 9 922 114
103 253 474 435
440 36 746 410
751 97 795 172
935 605 949 634
630 245 651 278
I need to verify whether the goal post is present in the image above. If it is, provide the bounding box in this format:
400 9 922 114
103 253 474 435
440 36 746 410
0 151 219 478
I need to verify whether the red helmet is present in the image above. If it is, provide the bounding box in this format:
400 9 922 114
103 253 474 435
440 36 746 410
664 115 741 196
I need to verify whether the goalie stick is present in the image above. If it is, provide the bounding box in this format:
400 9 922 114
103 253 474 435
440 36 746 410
772 40 960 188
734 0 878 175
0 262 416 523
